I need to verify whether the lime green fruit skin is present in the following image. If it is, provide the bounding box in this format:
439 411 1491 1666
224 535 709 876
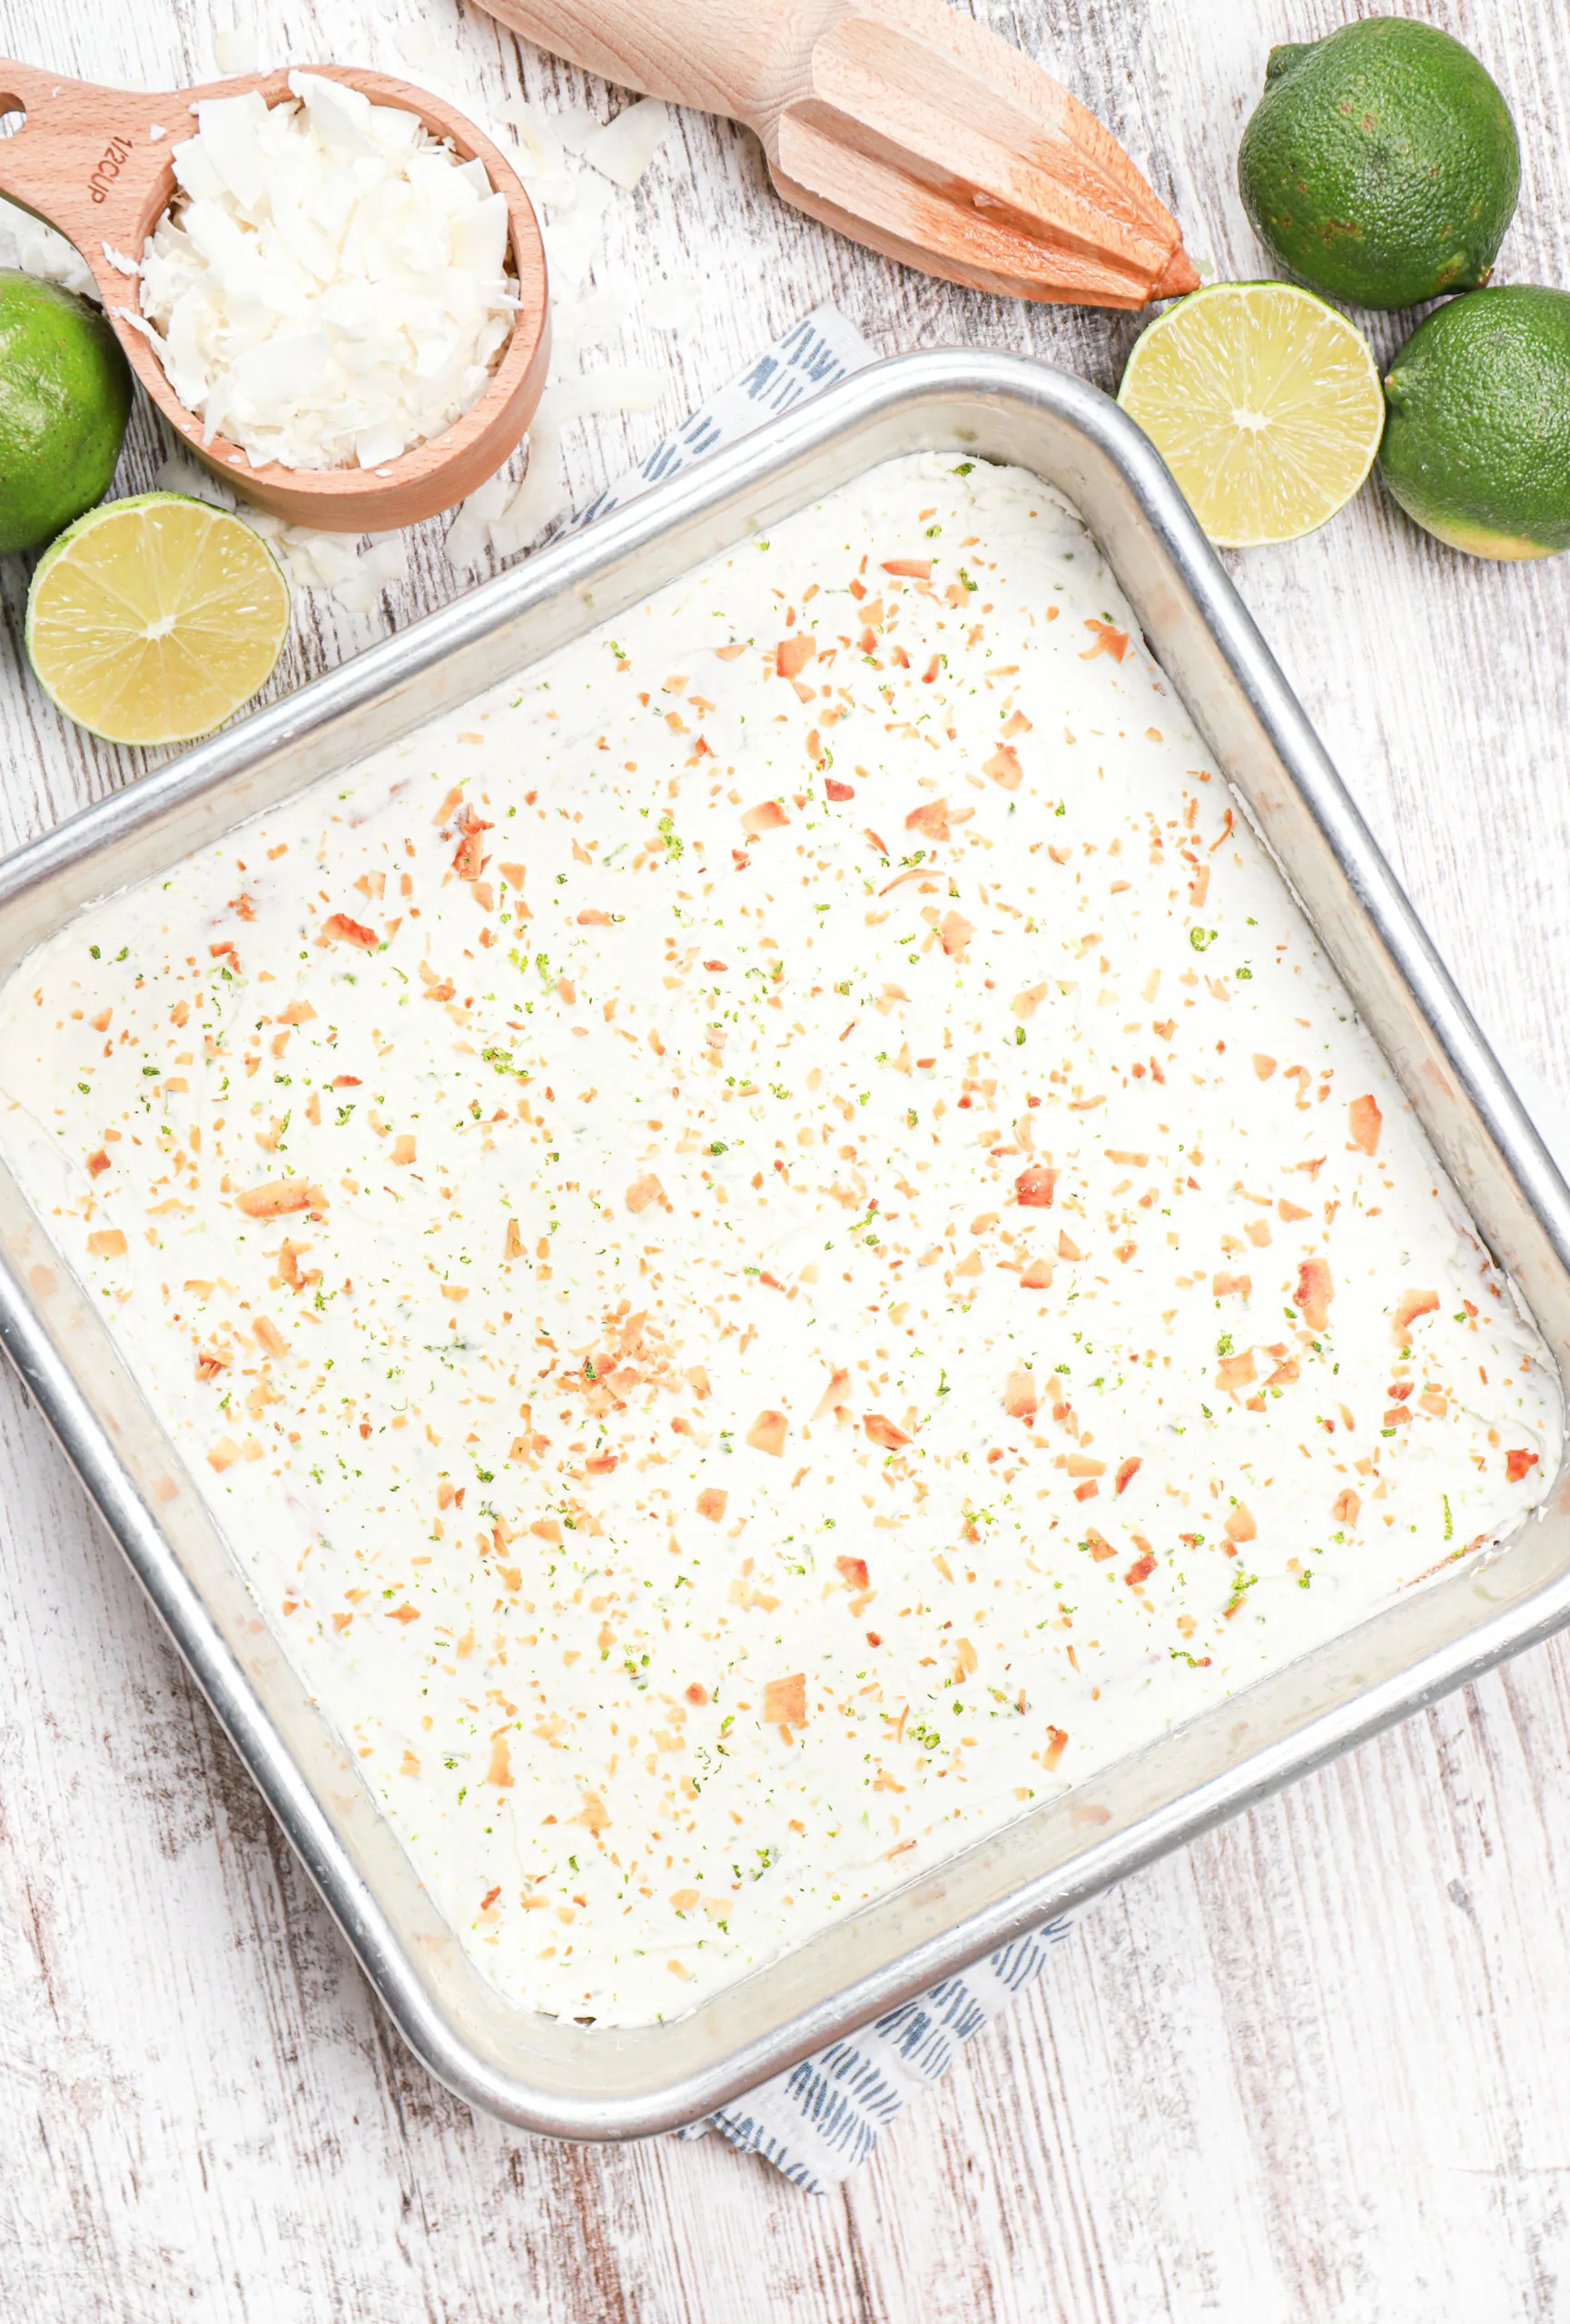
0 270 132 555
1378 288 1570 560
1238 17 1520 310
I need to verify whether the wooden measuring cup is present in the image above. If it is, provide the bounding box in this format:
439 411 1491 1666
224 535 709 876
0 58 550 530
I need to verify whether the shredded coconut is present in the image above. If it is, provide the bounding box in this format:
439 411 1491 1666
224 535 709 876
136 72 518 472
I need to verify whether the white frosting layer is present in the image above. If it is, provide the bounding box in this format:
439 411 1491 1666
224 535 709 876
0 454 1557 2024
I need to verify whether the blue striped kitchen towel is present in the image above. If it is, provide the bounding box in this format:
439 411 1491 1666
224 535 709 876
677 1908 1086 2191
573 302 877 528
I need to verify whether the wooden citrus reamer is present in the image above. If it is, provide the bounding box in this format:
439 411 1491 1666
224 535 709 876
0 57 551 530
478 0 1198 307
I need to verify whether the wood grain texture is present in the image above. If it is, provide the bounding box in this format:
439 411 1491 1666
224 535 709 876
3 0 1570 2317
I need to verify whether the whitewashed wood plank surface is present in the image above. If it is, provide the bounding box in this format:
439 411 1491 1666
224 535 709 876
3 0 1570 2316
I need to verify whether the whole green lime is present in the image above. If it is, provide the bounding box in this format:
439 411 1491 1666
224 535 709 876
1378 288 1570 560
1238 18 1519 310
0 271 132 555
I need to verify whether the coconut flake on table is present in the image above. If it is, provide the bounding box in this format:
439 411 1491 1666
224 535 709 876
135 70 518 472
579 99 672 191
443 410 565 570
491 98 571 201
641 270 699 330
549 109 609 158
0 195 98 301
538 172 618 292
212 28 264 76
488 421 567 555
443 356 670 573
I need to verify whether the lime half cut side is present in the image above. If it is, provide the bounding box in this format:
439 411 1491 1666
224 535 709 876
1118 282 1384 548
25 492 290 746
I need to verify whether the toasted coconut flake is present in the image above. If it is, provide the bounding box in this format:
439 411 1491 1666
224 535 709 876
814 1366 852 1420
1080 619 1129 662
763 1673 806 1727
746 1408 788 1456
1348 1094 1382 1156
323 912 378 950
742 800 789 837
864 1413 911 1451
236 1179 320 1220
1392 1288 1438 1344
775 635 815 679
904 798 953 841
1294 1257 1332 1332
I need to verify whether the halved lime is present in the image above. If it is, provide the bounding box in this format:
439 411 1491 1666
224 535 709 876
26 492 290 746
1118 282 1384 548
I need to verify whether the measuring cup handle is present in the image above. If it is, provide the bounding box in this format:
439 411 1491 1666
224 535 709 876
0 59 173 284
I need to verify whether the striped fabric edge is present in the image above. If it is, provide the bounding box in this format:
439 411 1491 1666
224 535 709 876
676 1906 1088 2192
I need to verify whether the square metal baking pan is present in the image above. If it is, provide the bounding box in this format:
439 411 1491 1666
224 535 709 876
3 350 1569 2141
